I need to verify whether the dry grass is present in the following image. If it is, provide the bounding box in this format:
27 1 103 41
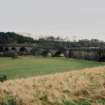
0 66 105 105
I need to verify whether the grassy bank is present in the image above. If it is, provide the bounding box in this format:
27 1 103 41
0 66 105 105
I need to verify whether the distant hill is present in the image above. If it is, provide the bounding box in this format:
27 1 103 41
0 32 35 44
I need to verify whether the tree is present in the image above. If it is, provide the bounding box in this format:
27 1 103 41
0 32 35 44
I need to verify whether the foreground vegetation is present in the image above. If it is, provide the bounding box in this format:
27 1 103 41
0 66 105 105
0 56 105 79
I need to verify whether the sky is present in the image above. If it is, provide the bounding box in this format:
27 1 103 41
0 0 105 41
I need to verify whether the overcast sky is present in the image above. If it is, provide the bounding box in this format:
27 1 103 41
0 0 105 40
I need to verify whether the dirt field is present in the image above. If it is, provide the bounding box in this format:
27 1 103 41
0 66 105 105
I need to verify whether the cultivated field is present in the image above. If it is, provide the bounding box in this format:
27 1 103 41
0 56 105 79
0 66 105 105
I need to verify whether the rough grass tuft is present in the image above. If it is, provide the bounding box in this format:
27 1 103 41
1 93 16 105
0 66 105 105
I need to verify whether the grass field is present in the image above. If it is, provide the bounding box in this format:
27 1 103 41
0 56 105 79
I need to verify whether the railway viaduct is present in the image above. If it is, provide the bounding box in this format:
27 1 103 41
0 44 64 56
0 44 33 55
0 44 105 61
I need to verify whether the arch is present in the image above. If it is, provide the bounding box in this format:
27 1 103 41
50 50 62 57
4 47 9 52
20 47 27 52
11 47 17 51
19 47 28 55
0 47 3 52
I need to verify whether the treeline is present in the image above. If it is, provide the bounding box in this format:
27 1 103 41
0 32 105 48
68 39 105 48
0 32 34 44
37 37 105 48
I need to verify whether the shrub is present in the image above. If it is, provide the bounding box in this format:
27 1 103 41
40 50 48 57
0 75 7 82
4 51 18 58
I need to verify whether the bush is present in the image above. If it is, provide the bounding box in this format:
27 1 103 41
31 47 39 56
0 75 7 82
4 51 18 58
40 50 48 57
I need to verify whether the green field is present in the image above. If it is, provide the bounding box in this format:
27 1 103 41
0 56 105 79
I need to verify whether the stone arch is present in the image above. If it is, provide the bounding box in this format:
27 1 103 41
50 50 62 57
4 47 9 52
11 47 17 51
19 47 28 55
0 47 3 52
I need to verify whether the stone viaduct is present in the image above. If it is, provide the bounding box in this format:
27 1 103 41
0 44 33 55
0 44 64 56
0 44 105 61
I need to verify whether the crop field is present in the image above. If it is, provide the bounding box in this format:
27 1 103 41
0 66 105 105
0 56 105 79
